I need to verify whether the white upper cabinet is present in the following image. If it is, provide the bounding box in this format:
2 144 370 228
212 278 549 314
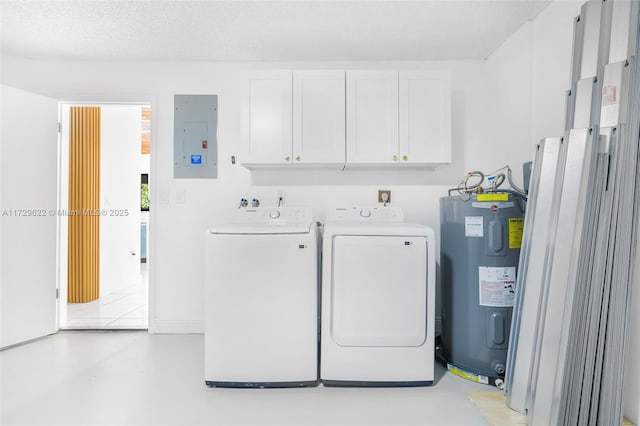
242 70 345 166
399 71 451 164
242 69 451 168
346 70 451 165
242 71 293 165
346 71 399 164
293 71 345 164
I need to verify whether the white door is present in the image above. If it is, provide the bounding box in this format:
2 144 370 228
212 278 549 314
399 71 452 164
293 70 345 165
331 235 427 347
1 86 59 348
346 71 399 164
242 71 293 165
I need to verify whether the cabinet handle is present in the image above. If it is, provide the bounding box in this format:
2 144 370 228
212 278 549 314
392 155 398 161
285 156 290 161
402 155 408 161
295 156 301 161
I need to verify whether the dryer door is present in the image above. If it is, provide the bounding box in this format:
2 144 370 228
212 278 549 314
331 235 427 347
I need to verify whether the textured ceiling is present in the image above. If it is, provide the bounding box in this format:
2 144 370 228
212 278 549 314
1 0 552 62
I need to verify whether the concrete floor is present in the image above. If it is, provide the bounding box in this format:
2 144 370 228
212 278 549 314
1 331 491 426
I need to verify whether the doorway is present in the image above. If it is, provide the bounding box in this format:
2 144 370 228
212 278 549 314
58 103 151 329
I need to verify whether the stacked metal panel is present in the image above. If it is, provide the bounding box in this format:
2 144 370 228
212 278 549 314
505 1 640 424
504 137 562 414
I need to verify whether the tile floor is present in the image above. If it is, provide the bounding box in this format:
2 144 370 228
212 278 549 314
0 332 493 426
65 264 148 329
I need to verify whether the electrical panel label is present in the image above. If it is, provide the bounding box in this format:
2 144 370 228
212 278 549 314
479 266 516 307
465 216 484 237
509 218 524 249
190 155 202 165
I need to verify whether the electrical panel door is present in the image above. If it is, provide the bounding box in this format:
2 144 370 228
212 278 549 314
174 95 218 178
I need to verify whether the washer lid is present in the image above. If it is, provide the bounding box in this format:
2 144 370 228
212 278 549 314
209 222 314 235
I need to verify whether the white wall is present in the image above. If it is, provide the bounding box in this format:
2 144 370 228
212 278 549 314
532 1 584 142
481 22 534 172
0 85 58 348
480 0 582 163
100 105 143 295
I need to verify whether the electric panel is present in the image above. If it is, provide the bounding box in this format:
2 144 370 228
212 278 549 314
174 95 218 179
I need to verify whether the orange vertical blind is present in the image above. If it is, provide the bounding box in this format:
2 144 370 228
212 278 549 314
141 106 151 154
68 106 101 303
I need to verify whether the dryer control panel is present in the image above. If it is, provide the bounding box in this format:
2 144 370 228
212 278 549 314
326 206 404 223
235 207 314 224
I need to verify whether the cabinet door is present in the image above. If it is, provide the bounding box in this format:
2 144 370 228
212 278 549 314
399 71 451 164
346 71 399 164
242 71 293 164
293 71 345 165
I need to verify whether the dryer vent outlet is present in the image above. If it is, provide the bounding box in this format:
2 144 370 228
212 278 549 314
378 190 391 204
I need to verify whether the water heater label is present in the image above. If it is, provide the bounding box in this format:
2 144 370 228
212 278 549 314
446 363 489 385
478 266 516 307
509 218 525 249
476 193 509 202
465 216 484 237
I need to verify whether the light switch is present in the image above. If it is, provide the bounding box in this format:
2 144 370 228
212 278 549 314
176 189 186 204
160 190 170 205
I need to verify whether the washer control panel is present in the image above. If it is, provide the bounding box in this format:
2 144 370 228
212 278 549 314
235 207 313 224
326 206 404 223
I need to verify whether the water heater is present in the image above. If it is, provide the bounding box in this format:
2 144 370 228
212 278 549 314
440 193 524 388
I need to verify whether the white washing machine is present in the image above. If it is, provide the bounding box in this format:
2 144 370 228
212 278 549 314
204 207 319 388
321 206 435 386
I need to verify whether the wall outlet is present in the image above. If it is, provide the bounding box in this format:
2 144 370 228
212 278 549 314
378 190 391 204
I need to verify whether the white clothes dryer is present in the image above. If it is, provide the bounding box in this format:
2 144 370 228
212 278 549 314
204 207 319 388
321 206 435 386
